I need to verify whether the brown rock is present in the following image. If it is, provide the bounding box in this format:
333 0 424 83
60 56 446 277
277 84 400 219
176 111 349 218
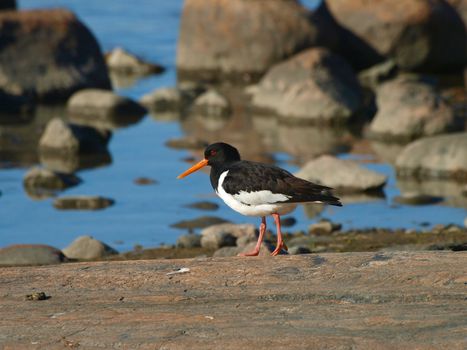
0 252 465 348
0 9 111 103
53 196 115 210
326 0 467 72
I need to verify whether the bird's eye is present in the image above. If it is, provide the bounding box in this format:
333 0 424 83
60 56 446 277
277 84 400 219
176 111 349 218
210 149 217 156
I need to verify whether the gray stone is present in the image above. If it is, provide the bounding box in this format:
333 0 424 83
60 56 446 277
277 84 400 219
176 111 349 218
395 132 467 181
192 90 230 117
39 118 111 155
251 48 362 124
368 77 459 142
295 155 387 193
176 234 202 248
177 0 339 83
67 89 147 128
213 246 241 257
201 223 256 242
0 244 66 266
105 47 164 75
309 220 342 235
53 196 115 210
0 9 110 103
62 235 118 260
200 231 237 250
288 246 312 255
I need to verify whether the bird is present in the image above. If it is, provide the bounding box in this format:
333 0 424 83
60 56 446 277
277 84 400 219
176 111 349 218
177 142 342 256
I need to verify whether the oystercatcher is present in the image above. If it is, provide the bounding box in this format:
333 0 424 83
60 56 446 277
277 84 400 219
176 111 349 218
177 142 342 256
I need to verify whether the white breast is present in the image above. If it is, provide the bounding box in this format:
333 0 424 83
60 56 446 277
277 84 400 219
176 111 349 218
216 171 297 217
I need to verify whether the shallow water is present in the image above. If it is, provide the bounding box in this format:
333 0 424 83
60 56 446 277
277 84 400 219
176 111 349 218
0 0 465 252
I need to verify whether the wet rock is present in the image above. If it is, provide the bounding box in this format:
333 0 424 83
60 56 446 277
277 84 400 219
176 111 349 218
23 167 81 198
251 48 362 125
288 246 312 255
171 216 230 230
295 155 387 193
184 201 219 211
368 77 459 142
133 177 157 185
396 132 467 181
393 194 444 206
0 1 15 10
201 223 257 242
192 90 230 117
67 89 147 128
165 137 208 150
176 233 202 248
213 246 241 257
326 0 467 72
201 231 237 250
62 235 118 260
0 244 66 266
177 0 339 83
0 9 110 103
53 196 115 210
309 220 342 235
39 118 111 156
105 47 164 75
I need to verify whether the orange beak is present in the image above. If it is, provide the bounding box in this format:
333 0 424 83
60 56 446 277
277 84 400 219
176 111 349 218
177 158 209 179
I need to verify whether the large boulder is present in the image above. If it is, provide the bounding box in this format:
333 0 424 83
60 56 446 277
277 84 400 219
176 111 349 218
396 132 467 181
177 0 339 83
295 155 387 193
326 0 467 72
0 9 111 103
39 118 111 155
368 77 459 142
0 244 66 266
251 48 362 124
62 235 118 260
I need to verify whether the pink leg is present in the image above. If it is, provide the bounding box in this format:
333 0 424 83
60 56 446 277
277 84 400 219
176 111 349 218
238 217 266 257
271 213 287 256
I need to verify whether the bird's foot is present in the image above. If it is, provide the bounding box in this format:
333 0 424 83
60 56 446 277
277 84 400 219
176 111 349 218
271 242 288 256
238 250 260 257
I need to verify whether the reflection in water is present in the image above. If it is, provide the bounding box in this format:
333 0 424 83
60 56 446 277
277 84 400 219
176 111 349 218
397 178 467 208
370 140 406 164
0 105 66 167
39 152 112 174
68 112 145 130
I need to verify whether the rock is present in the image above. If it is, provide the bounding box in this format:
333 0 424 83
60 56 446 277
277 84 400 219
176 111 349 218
201 223 257 242
133 177 157 185
237 242 279 256
67 89 147 128
288 246 312 255
53 196 115 210
0 244 66 266
62 235 118 260
309 220 342 235
39 152 112 175
192 90 230 117
251 48 362 125
177 0 339 83
105 47 164 75
295 155 387 193
213 246 241 257
395 132 467 181
39 118 111 155
200 231 237 250
0 1 15 10
326 0 467 72
368 77 459 142
140 87 184 111
393 194 444 206
165 137 208 150
0 9 110 103
358 59 398 90
184 201 219 211
176 233 202 248
23 167 81 198
171 216 230 230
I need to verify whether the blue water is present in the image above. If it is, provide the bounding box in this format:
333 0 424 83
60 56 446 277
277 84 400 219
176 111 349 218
0 0 465 251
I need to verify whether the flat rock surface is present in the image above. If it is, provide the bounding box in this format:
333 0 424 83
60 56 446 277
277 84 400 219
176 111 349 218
0 252 466 349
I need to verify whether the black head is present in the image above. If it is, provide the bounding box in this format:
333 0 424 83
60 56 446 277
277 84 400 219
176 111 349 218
204 142 241 166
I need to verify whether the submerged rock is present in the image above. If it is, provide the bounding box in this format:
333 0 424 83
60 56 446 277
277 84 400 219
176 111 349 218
0 9 110 103
62 235 118 260
393 194 444 206
171 216 230 230
396 132 467 181
184 201 219 211
23 167 81 198
251 48 362 124
0 244 66 266
296 155 387 193
368 77 459 142
53 196 115 210
105 47 164 75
